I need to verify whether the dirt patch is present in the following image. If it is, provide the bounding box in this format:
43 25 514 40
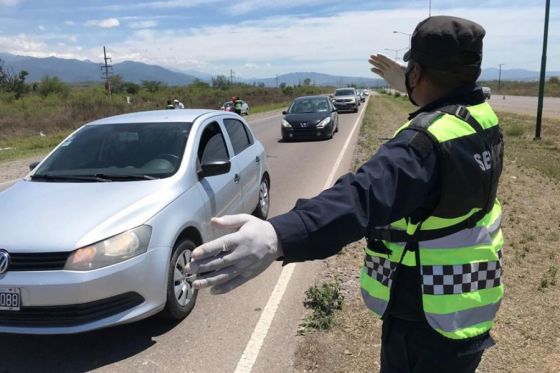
294 94 560 373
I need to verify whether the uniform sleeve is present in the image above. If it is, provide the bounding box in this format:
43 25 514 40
269 129 440 263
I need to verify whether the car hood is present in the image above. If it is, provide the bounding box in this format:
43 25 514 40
0 179 185 253
284 112 329 124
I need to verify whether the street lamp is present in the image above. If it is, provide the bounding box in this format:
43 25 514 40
535 0 550 140
393 30 412 49
385 47 407 61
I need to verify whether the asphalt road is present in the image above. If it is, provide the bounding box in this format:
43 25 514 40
0 100 368 372
488 95 560 118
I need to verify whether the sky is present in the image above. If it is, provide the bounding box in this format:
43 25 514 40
0 0 559 79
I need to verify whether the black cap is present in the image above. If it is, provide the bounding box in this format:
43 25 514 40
403 16 485 73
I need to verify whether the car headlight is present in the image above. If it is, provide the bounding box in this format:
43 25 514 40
65 225 152 271
316 117 332 128
282 119 292 128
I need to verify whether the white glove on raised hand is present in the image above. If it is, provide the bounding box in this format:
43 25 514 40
186 214 281 294
368 53 407 92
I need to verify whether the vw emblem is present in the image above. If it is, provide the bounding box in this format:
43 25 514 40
0 250 9 274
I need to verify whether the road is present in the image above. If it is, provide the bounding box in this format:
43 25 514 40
488 95 560 118
0 100 368 372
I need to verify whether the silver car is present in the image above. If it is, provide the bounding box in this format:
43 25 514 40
0 109 270 334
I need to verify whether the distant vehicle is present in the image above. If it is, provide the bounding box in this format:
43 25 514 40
0 109 270 334
356 89 365 102
363 89 370 96
482 87 492 100
220 100 250 115
281 95 338 141
332 88 359 113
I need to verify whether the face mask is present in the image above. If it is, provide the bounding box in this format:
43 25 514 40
405 63 419 106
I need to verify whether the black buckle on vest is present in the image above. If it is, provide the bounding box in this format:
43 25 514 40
454 105 471 122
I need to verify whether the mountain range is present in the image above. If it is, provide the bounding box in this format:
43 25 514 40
0 52 558 87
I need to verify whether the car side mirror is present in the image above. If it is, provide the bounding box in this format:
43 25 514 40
282 111 287 115
197 160 231 178
332 108 338 112
29 161 40 171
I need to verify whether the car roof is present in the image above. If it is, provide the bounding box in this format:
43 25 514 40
293 95 328 101
86 109 221 126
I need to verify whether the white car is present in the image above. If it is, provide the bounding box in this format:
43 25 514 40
0 109 270 334
220 100 250 115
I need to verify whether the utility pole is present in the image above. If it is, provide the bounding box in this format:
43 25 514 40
535 0 550 141
498 63 505 91
101 46 113 98
230 69 235 84
429 0 432 16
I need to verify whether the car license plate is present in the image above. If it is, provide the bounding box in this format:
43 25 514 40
0 288 21 311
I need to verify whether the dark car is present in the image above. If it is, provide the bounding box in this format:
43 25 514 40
281 95 338 141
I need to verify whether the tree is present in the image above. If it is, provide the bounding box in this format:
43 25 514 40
38 76 69 97
108 74 126 94
279 82 287 89
0 59 29 98
124 82 140 94
303 78 312 86
190 79 210 89
141 80 164 93
212 75 230 89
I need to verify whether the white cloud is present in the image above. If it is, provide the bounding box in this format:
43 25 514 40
84 18 120 28
128 20 158 29
100 6 558 77
38 25 46 31
64 20 75 26
0 33 47 55
0 0 24 6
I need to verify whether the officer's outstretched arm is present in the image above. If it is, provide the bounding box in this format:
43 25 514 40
368 53 407 93
187 214 282 294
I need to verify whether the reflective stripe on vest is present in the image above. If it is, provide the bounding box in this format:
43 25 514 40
360 102 504 340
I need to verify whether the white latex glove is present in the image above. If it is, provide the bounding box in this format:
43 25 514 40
187 214 281 294
368 53 407 92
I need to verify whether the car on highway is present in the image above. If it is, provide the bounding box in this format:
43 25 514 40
220 100 250 115
0 109 270 334
482 86 492 100
332 87 359 113
281 95 338 141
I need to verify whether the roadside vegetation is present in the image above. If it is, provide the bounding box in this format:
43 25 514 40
297 276 344 335
295 94 560 372
0 59 329 163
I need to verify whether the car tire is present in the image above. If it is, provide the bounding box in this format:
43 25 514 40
354 107 358 113
253 176 270 219
160 239 198 320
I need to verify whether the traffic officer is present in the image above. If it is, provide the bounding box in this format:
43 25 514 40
187 16 504 373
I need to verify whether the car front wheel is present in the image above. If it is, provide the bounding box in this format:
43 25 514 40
253 176 270 219
161 239 198 320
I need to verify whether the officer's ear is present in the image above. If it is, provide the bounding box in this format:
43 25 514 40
406 62 423 89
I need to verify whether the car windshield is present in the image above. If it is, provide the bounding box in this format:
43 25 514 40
335 89 355 96
223 102 233 108
288 98 329 113
33 122 192 181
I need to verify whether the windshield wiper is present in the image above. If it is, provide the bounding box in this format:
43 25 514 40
31 174 112 182
94 174 159 181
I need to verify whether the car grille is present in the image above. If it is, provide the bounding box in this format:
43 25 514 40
8 252 71 271
335 99 353 103
0 292 144 327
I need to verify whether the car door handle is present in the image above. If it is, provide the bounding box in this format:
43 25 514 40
234 174 240 183
255 156 260 163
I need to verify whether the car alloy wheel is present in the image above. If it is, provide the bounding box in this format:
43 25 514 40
253 177 270 219
161 239 198 320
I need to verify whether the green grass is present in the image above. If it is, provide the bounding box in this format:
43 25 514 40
249 101 289 115
298 276 344 335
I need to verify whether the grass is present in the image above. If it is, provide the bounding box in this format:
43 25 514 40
298 276 344 335
498 111 560 181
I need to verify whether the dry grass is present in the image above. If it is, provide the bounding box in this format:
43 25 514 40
294 95 560 373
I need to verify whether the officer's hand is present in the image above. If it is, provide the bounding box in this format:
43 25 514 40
368 53 407 92
187 214 281 294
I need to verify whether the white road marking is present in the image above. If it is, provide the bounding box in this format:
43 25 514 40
233 98 369 373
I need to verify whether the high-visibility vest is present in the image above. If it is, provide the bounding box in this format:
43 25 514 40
360 102 504 340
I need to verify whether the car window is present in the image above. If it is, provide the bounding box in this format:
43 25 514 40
34 122 192 179
335 89 355 96
224 118 253 155
198 122 229 164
